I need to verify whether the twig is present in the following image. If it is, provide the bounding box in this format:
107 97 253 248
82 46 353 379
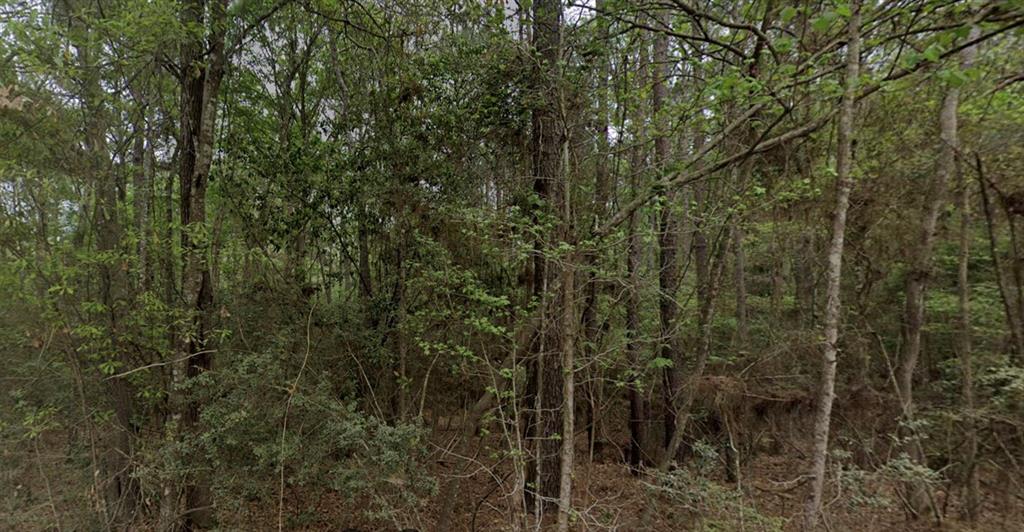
278 302 316 532
104 349 218 380
34 437 63 532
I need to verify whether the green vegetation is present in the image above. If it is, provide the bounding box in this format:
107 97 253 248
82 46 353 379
2 0 1024 530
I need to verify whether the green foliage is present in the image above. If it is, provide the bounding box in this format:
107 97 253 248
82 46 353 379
646 467 786 531
185 348 436 522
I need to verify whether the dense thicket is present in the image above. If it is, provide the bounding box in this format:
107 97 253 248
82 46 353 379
3 0 1024 530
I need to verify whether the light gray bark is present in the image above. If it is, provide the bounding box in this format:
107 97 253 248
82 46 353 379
556 253 576 532
804 3 860 529
957 27 982 521
896 19 978 518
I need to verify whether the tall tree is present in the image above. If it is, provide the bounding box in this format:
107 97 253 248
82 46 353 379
896 14 980 518
804 2 860 528
650 9 682 454
524 0 566 515
175 0 230 526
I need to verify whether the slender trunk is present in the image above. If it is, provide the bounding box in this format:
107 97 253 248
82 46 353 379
804 4 859 529
957 29 982 521
79 23 139 523
896 20 976 518
159 146 180 531
651 14 681 452
131 117 149 290
176 0 229 527
556 252 576 532
624 69 647 472
657 215 728 473
626 196 644 471
977 159 1024 356
733 220 749 345
653 127 716 470
958 152 980 522
524 0 564 514
580 0 611 456
396 243 408 420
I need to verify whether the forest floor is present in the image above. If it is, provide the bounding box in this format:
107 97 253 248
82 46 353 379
232 427 1024 532
6 407 1023 531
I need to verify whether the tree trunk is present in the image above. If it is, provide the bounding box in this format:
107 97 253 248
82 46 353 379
657 202 728 473
176 0 229 527
130 87 151 293
804 4 859 529
624 83 647 473
656 120 729 472
733 217 749 346
580 0 612 457
524 0 564 514
958 151 980 523
556 251 576 532
651 15 682 452
896 19 975 518
79 21 139 524
957 29 982 521
977 159 1024 356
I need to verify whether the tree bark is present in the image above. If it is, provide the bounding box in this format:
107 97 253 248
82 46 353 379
132 119 149 291
556 251 576 532
957 29 982 521
804 3 860 528
976 158 1024 356
176 0 229 527
579 0 612 457
896 18 976 517
624 68 648 473
651 13 682 452
958 152 980 523
77 15 139 523
733 221 749 345
524 0 564 514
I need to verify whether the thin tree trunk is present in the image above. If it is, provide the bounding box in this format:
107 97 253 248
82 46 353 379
130 86 150 293
556 251 576 532
896 19 976 517
651 13 682 452
396 243 409 420
78 21 139 523
626 194 645 471
177 0 229 527
524 0 564 514
976 158 1024 356
804 3 859 528
657 215 728 473
579 0 611 456
159 151 180 531
733 217 749 345
958 152 980 522
624 76 647 473
957 29 982 520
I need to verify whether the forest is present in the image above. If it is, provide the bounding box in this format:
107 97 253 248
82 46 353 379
2 0 1024 530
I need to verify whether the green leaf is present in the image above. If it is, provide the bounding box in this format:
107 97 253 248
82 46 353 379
776 36 795 53
939 68 969 88
648 357 674 369
812 12 837 33
780 6 798 23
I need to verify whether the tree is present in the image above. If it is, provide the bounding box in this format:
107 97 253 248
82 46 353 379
805 2 860 528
